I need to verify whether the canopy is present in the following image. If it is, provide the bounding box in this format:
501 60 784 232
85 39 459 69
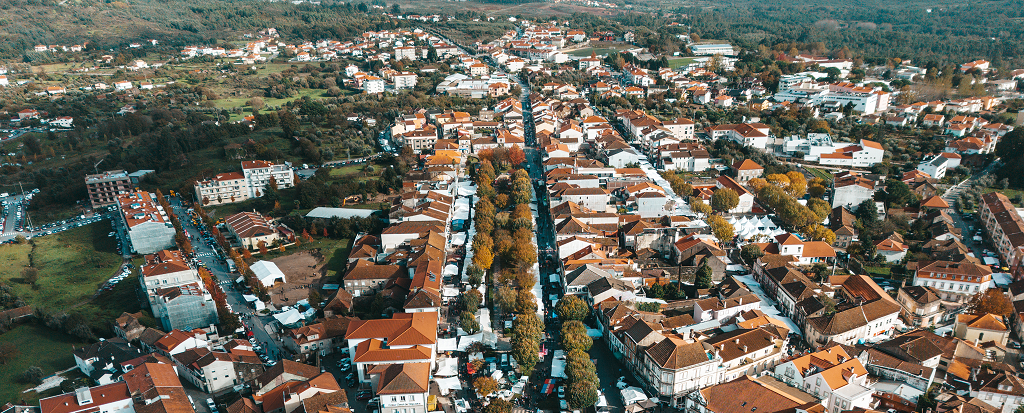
437 338 458 352
458 334 483 351
435 377 463 396
435 356 459 377
442 287 460 297
621 387 648 406
450 233 467 246
549 273 560 284
242 294 259 302
444 264 460 276
273 308 303 326
550 357 567 378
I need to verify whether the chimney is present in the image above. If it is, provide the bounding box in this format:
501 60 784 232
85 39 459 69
743 345 748 352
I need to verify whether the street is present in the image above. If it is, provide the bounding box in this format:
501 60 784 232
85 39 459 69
168 197 285 362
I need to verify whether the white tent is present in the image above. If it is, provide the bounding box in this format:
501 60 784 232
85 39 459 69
450 233 467 246
273 308 303 326
251 260 286 287
435 377 463 396
438 338 458 352
435 356 459 377
458 333 483 351
621 387 648 405
444 264 460 276
242 294 259 303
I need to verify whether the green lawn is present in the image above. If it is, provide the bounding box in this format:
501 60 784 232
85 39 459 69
566 45 632 57
0 324 91 405
864 266 891 276
666 57 699 68
804 167 834 181
212 88 337 110
0 223 122 311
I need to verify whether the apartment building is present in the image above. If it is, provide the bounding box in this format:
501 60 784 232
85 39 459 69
912 258 993 303
896 285 944 328
773 346 874 413
150 282 218 332
803 274 901 346
139 250 199 294
344 312 438 382
117 191 176 254
85 170 132 209
706 123 771 150
194 172 250 206
242 160 295 198
979 192 1024 269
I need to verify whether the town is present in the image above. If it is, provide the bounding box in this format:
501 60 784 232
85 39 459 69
2 4 1024 413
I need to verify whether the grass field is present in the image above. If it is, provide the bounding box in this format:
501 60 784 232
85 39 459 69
0 324 91 405
212 88 331 110
804 167 834 181
567 45 632 57
666 57 699 68
0 223 122 310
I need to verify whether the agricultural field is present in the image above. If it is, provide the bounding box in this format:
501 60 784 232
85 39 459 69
566 44 634 57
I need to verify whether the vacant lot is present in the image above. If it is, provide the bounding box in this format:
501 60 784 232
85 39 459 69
666 56 700 68
0 224 123 311
567 44 633 57
0 324 90 405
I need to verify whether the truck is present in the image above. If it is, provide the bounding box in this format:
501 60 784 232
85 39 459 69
227 260 236 272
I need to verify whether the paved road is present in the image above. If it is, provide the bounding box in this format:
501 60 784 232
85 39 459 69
168 197 285 363
942 160 1001 263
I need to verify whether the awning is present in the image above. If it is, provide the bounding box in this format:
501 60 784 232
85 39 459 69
242 294 259 302
435 377 463 396
437 338 458 352
435 356 459 377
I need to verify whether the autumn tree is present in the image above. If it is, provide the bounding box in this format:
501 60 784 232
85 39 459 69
474 376 499 397
484 399 514 413
567 380 599 409
803 224 837 245
497 285 517 314
968 288 1013 318
461 311 480 334
688 197 712 217
508 145 526 166
706 215 735 241
785 171 807 198
473 245 494 270
463 289 483 312
555 295 590 321
257 241 269 255
0 343 19 365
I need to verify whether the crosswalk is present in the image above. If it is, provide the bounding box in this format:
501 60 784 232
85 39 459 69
196 252 216 257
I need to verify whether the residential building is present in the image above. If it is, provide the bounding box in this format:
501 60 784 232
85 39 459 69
195 172 250 206
685 375 821 413
283 316 356 358
116 192 176 254
224 211 279 250
368 363 430 413
344 312 438 382
896 286 944 328
732 159 763 183
954 313 1009 345
831 172 881 210
173 347 264 393
73 339 144 385
393 72 417 89
918 155 950 180
364 76 385 94
150 282 218 332
39 383 133 413
773 346 874 413
979 192 1024 270
85 170 132 209
242 160 295 198
707 123 771 150
139 250 199 294
912 258 993 303
714 176 754 214
803 275 901 346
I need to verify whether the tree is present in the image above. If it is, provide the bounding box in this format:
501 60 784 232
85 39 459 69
855 199 880 233
785 171 807 198
695 261 713 289
516 289 538 314
0 343 19 365
706 215 735 241
689 197 712 217
711 188 739 213
497 286 517 314
21 366 43 384
635 302 661 312
484 399 513 413
513 313 544 342
561 320 593 352
463 289 483 312
20 267 38 285
803 224 837 245
810 263 829 282
884 179 915 208
473 245 494 270
467 265 484 287
740 244 764 264
508 146 526 166
807 198 831 221
246 97 265 110
460 311 480 334
555 295 590 321
473 376 499 397
511 335 540 374
968 288 1013 318
567 380 599 409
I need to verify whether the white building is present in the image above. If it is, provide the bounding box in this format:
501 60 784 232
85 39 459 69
774 346 874 413
241 160 295 198
364 76 385 94
917 155 949 180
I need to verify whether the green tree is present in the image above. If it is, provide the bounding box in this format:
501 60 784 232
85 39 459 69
740 244 764 264
711 188 739 213
567 380 599 409
463 289 483 312
555 295 590 321
561 320 593 352
689 197 712 217
884 179 915 208
460 311 480 334
511 336 540 375
467 264 484 287
695 261 713 289
20 366 43 384
636 302 661 312
484 399 513 413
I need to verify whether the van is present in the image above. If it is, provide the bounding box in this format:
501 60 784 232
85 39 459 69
206 398 216 413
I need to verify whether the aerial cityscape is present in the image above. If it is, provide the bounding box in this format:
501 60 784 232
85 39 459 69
1 2 1024 413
